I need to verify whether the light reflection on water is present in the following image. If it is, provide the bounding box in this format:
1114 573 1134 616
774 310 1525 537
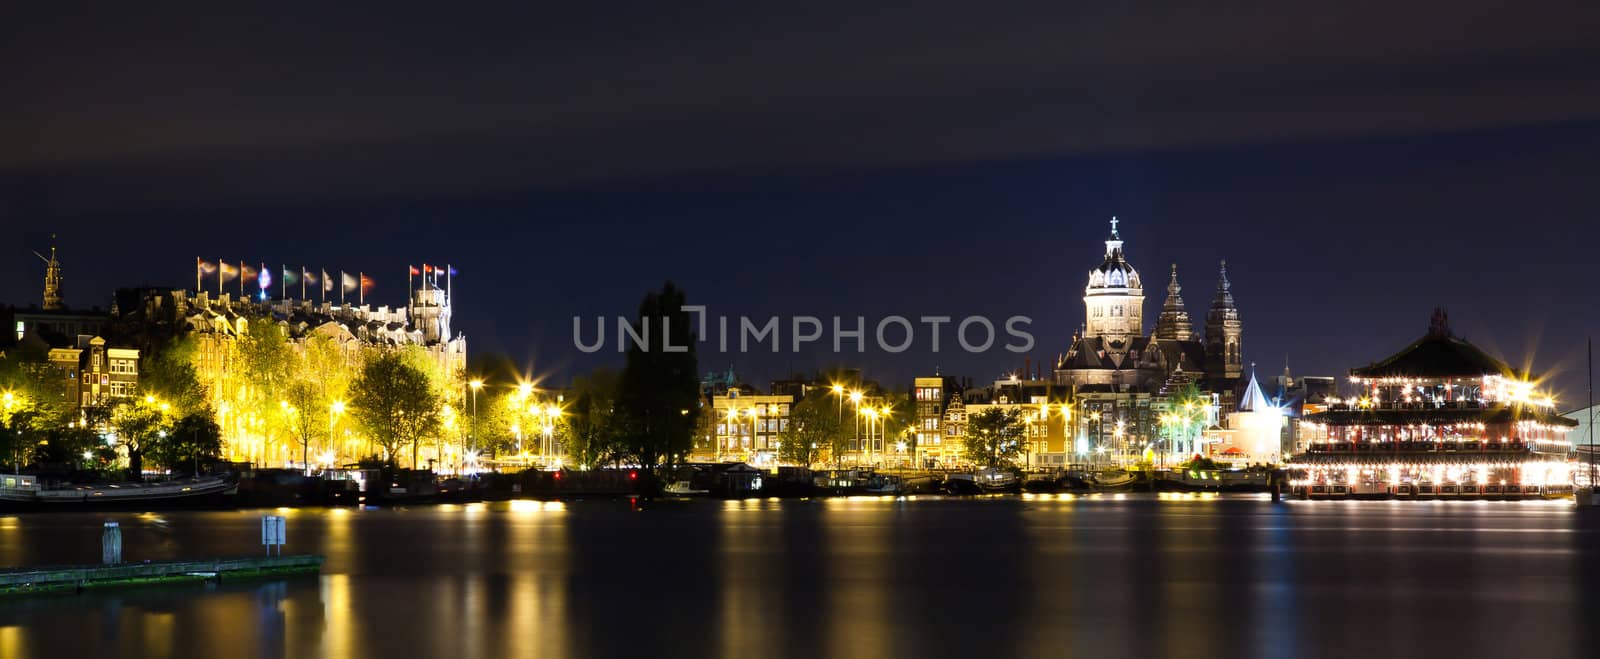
0 497 1597 659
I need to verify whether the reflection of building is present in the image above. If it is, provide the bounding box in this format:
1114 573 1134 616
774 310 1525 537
1288 309 1576 497
1053 219 1245 462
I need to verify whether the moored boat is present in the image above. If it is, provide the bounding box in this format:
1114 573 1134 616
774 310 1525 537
2 474 235 512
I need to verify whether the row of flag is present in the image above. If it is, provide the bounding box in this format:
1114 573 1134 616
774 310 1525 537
195 259 456 305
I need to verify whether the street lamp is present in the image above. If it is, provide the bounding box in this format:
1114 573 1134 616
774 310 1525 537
468 379 484 455
849 391 863 462
328 400 345 472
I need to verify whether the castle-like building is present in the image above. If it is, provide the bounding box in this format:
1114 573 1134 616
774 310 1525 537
1053 219 1244 457
1055 218 1242 392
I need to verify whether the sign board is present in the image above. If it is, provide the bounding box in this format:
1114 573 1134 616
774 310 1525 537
261 515 286 554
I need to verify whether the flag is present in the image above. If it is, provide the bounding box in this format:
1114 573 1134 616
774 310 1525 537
360 273 374 293
409 265 421 276
242 263 258 280
341 271 359 293
303 267 316 284
283 265 299 285
423 264 432 274
257 263 272 290
447 265 458 276
322 269 333 292
198 259 217 274
220 261 239 282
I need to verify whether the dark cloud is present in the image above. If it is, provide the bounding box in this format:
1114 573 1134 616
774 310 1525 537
3 1 1598 209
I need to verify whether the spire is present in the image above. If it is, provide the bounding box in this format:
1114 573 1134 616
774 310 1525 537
1209 259 1237 320
1204 258 1243 380
1154 263 1193 341
1238 365 1271 412
1428 307 1451 338
33 235 64 310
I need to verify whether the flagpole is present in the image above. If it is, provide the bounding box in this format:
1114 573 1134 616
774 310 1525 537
340 271 346 305
195 258 202 294
281 264 287 300
446 264 452 303
219 259 224 296
359 272 365 306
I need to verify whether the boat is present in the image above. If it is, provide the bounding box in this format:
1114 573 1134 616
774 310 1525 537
862 473 904 495
1088 469 1136 491
941 469 1021 494
1 474 235 511
662 465 713 496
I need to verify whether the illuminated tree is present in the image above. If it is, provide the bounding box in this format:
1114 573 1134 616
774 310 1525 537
111 398 168 480
964 407 1025 469
282 380 328 475
778 390 841 469
148 411 222 477
566 368 623 468
349 352 441 468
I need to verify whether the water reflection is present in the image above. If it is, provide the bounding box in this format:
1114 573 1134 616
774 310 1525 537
0 498 1595 659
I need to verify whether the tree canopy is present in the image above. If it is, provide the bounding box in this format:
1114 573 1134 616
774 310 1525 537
349 352 441 468
614 282 699 470
778 389 843 468
964 407 1025 469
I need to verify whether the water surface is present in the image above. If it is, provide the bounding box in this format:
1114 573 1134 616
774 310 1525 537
2 495 1598 659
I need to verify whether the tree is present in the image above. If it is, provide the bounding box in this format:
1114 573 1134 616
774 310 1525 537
149 411 222 477
349 352 441 468
778 389 842 469
139 335 207 416
111 398 168 480
566 368 623 468
964 407 1025 469
615 283 700 471
282 380 328 475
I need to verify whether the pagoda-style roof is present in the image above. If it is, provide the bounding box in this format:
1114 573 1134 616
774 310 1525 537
1349 309 1516 379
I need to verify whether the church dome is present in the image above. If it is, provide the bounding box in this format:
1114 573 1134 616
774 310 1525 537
1085 217 1141 294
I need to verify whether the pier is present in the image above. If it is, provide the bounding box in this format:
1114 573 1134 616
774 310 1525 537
0 555 325 596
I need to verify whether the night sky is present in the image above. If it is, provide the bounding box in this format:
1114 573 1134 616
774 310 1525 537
3 2 1598 402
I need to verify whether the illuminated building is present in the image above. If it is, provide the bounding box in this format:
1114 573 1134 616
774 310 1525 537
117 276 468 466
701 387 793 466
1288 309 1576 498
1052 218 1244 464
912 375 961 467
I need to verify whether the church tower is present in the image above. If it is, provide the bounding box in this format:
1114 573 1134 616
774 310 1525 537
34 238 64 310
1082 217 1144 340
1153 263 1193 341
1204 260 1243 380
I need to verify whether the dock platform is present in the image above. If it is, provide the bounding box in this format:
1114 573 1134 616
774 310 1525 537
0 554 325 595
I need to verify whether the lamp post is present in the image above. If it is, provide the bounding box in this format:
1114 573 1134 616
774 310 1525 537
469 379 483 454
329 400 345 472
1090 410 1103 466
849 391 863 464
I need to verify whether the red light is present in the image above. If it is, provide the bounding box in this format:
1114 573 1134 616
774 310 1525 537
554 472 562 480
629 471 637 480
